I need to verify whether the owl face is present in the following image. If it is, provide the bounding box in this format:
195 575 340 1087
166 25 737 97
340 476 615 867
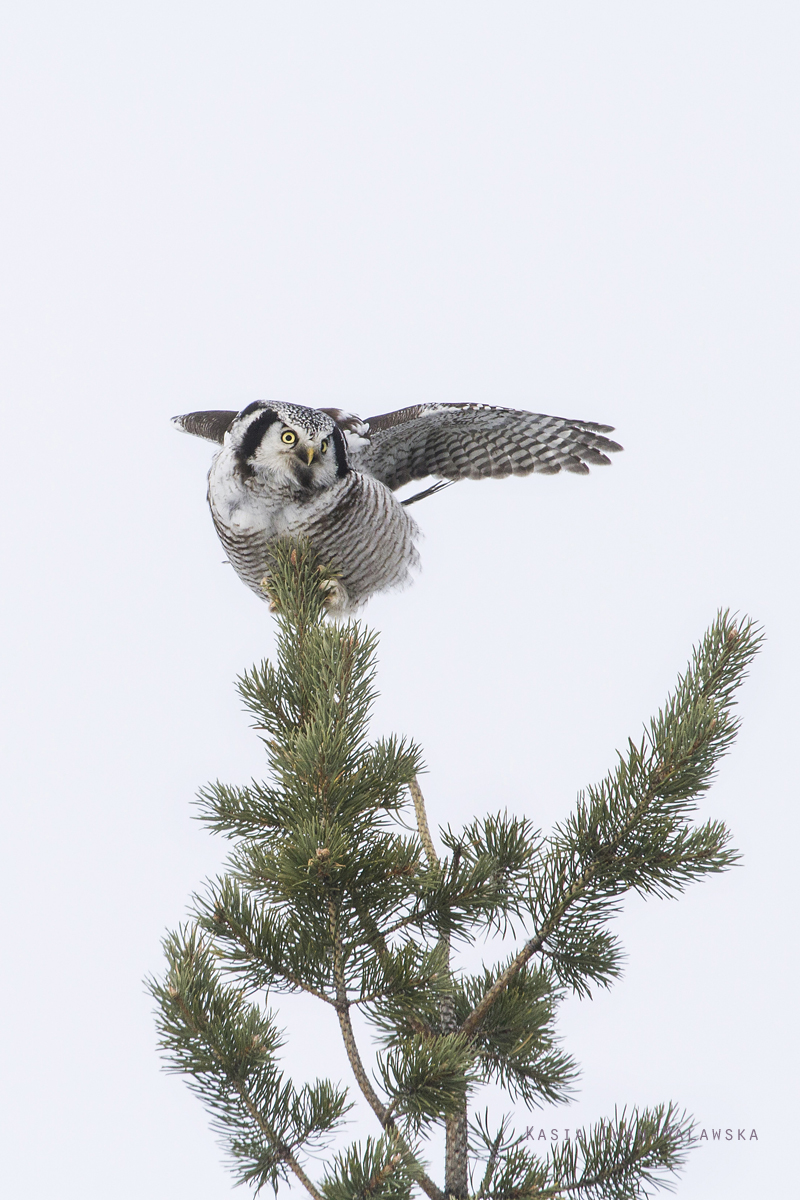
226 401 349 492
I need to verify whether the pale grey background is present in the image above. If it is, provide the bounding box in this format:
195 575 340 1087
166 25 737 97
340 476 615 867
1 3 797 1196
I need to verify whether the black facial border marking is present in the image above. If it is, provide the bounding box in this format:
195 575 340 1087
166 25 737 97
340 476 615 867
331 425 350 478
238 400 267 421
235 409 279 474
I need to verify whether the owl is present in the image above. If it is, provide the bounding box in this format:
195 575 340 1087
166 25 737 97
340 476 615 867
173 400 622 613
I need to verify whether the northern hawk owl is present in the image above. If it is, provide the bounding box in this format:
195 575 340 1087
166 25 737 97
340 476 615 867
173 401 622 613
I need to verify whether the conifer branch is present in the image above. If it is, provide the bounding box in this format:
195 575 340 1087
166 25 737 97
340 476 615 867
232 1083 325 1200
536 1103 694 1199
322 1135 418 1199
458 874 588 1039
329 899 390 1123
194 885 337 1005
461 611 760 1038
149 926 346 1197
469 1105 692 1199
328 898 446 1200
410 778 439 868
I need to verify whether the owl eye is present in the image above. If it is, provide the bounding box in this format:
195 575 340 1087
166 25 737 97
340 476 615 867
281 430 297 445
320 439 329 454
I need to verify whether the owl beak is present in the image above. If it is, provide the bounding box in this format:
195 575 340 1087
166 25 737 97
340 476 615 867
305 446 316 465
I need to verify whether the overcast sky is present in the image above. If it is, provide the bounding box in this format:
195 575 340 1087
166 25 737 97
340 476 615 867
1 4 797 1197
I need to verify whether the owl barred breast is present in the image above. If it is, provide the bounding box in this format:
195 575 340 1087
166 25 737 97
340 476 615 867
173 399 622 614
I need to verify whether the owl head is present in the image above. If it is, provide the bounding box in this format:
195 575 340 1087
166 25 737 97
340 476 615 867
174 401 350 491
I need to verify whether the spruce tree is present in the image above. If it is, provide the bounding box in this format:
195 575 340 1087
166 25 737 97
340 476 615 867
150 540 760 1198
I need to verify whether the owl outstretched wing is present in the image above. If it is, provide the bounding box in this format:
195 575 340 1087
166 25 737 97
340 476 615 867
172 402 623 494
352 403 623 491
172 410 238 443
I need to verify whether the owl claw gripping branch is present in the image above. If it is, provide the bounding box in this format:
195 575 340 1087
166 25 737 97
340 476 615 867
173 400 622 615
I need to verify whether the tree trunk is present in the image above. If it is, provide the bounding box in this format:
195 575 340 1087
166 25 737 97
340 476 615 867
445 1104 469 1198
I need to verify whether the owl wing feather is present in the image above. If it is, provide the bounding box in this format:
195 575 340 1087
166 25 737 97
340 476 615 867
172 411 237 443
353 403 623 491
171 403 623 495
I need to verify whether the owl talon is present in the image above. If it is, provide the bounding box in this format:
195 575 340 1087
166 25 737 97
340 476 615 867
320 577 347 612
259 576 280 612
